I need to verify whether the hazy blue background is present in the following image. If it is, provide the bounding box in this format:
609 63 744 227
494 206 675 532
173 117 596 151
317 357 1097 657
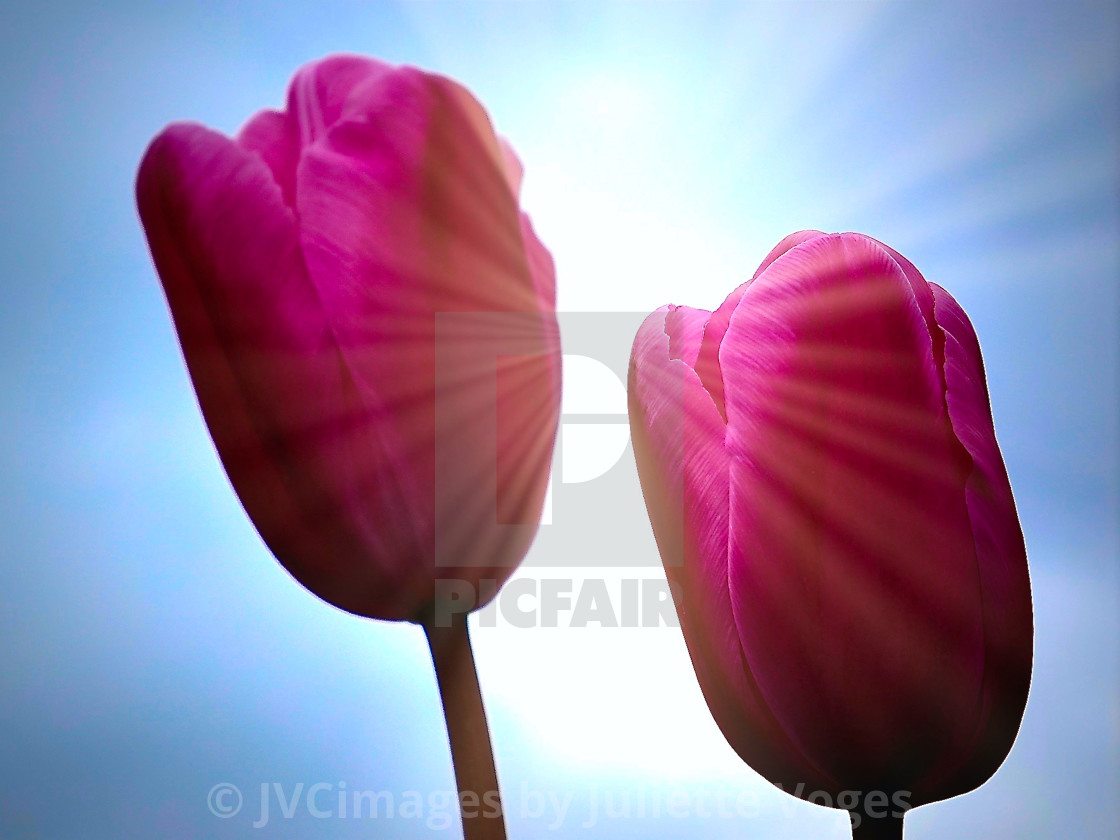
1 1 1116 837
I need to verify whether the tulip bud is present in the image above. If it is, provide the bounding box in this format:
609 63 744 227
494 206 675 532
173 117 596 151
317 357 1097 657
629 231 1032 836
138 55 560 623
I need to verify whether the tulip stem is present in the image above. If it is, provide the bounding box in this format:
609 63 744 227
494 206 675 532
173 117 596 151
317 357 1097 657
850 811 904 840
423 612 507 840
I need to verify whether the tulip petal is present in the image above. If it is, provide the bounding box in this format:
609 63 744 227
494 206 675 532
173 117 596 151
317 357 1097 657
876 241 944 392
137 122 431 619
630 307 836 791
286 54 394 148
664 304 709 368
236 109 299 209
498 136 524 197
722 233 986 788
694 231 827 419
919 284 1033 800
293 66 555 590
520 212 557 312
753 229 829 278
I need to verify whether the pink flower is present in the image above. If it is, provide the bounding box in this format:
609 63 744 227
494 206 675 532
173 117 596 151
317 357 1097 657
138 55 560 622
629 231 1032 826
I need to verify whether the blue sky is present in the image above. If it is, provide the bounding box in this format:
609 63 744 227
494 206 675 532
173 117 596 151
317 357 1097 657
0 1 1116 838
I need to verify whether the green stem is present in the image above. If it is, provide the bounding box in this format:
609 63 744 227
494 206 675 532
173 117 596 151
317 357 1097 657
423 612 507 840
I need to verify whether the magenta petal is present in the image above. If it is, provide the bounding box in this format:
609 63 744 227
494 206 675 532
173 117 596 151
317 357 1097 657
293 66 554 587
922 283 1033 800
497 136 524 197
236 109 299 208
285 54 392 148
664 305 710 367
136 122 430 620
692 281 748 419
519 213 557 312
752 229 828 278
295 67 538 337
875 242 944 397
694 231 827 418
629 308 834 790
722 233 986 789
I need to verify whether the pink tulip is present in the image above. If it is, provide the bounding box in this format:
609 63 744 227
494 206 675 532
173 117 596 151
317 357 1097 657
629 231 1032 837
137 55 560 623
